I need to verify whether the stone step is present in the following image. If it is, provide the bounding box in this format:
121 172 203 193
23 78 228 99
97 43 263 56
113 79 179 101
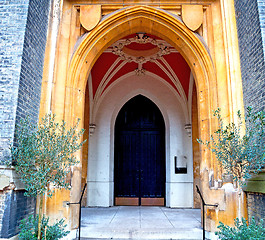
78 239 202 240
78 227 203 240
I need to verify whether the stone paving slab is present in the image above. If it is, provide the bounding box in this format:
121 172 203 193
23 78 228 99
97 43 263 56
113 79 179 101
77 237 203 240
77 238 209 240
78 206 203 240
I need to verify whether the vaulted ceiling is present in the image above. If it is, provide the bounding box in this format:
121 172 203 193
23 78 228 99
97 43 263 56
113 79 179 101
90 33 192 105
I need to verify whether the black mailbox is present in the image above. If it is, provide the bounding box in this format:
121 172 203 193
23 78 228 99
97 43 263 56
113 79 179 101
174 156 187 174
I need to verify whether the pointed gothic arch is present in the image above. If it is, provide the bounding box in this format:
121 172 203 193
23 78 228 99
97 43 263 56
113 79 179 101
66 5 216 125
64 4 221 230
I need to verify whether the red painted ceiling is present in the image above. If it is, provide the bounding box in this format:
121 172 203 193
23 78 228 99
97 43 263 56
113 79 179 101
91 33 191 99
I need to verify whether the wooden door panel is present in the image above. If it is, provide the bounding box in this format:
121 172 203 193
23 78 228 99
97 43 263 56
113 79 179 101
114 95 165 206
115 197 139 206
141 131 165 198
141 198 164 206
115 131 140 198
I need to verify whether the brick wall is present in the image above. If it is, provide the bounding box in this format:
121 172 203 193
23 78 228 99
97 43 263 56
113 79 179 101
247 193 265 221
234 0 265 223
257 0 265 61
234 0 265 112
0 190 7 236
0 0 51 238
0 190 35 238
0 0 50 160
15 0 51 127
0 0 30 165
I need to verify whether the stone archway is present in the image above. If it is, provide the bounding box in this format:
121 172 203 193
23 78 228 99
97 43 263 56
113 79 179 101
66 6 216 125
66 5 216 222
44 4 245 234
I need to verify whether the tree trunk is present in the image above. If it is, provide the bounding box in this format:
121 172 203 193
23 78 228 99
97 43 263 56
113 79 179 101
237 177 247 220
38 195 43 240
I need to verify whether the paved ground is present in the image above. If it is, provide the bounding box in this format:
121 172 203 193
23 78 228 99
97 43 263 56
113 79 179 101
78 206 203 240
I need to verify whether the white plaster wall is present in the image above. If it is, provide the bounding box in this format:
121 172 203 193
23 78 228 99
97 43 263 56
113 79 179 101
87 72 193 207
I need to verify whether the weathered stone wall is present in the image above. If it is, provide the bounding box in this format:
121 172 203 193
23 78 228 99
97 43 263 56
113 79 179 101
0 0 51 238
192 84 201 209
234 0 265 112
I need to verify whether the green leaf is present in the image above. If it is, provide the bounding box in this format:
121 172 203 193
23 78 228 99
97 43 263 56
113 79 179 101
11 113 86 198
197 107 265 187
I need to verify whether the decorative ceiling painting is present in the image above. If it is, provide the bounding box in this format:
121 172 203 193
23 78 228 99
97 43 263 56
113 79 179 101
90 33 193 105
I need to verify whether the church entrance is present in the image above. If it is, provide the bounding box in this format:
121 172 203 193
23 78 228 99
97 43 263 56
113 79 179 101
43 2 246 232
114 95 165 206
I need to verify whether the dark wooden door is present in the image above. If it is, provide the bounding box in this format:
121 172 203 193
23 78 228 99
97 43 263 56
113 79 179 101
114 95 165 206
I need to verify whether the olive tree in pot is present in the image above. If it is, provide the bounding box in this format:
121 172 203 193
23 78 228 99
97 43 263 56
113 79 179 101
198 107 265 239
11 113 86 240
